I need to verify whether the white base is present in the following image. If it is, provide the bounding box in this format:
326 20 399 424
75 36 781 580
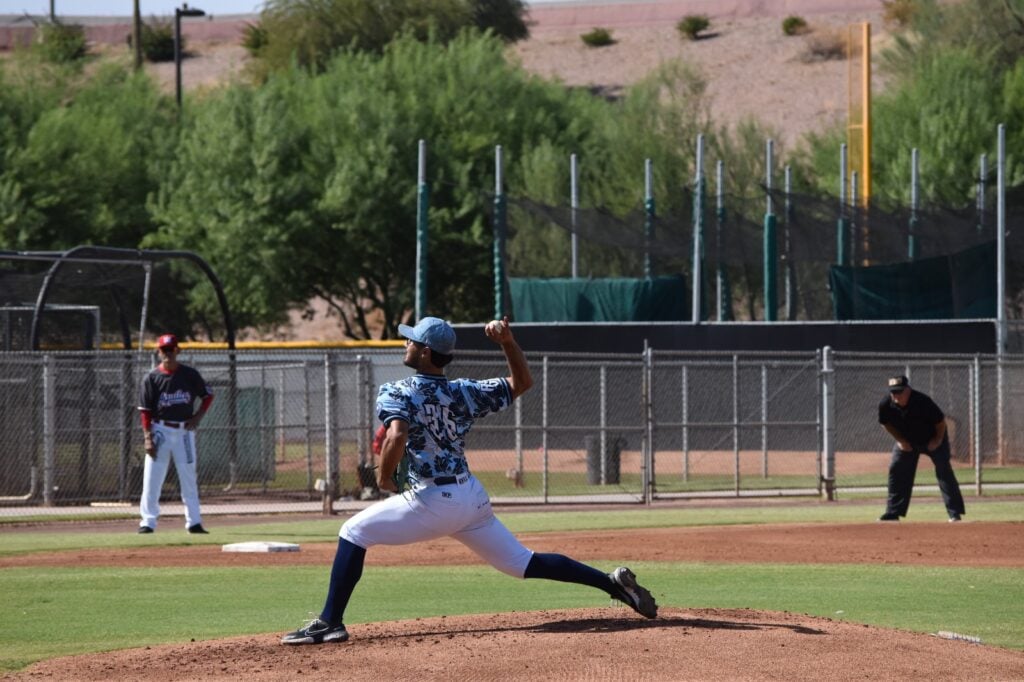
222 541 300 553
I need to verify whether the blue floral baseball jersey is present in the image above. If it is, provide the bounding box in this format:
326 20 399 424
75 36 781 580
376 374 512 485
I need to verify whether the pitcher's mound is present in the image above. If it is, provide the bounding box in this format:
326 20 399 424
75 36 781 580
14 608 1024 681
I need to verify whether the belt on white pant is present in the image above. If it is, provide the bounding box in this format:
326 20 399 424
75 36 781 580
155 420 184 429
426 473 469 486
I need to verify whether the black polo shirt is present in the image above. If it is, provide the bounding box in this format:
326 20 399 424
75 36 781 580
878 390 944 451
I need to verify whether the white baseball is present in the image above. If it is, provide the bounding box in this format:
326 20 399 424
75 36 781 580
487 319 506 334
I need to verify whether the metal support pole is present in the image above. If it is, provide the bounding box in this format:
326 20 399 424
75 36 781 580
494 146 508 319
571 153 579 279
996 124 1006 464
837 144 850 266
783 165 796 321
174 9 182 109
716 160 729 321
909 148 918 261
763 140 777 321
644 159 654 279
977 153 987 233
415 139 428 321
692 135 704 324
515 393 523 479
850 171 859 275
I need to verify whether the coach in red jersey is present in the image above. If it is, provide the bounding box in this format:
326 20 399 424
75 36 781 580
137 334 214 534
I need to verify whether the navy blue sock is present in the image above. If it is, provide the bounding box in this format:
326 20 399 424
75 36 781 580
524 552 615 596
320 538 366 626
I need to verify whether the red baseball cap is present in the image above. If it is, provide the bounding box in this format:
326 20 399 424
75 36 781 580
157 334 178 349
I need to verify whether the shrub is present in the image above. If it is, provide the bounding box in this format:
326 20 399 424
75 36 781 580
241 21 268 56
802 28 846 62
141 18 176 62
35 20 88 63
580 27 614 47
881 0 918 29
676 14 709 41
781 15 808 36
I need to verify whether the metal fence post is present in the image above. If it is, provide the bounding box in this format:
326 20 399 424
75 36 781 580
761 363 768 478
821 346 836 500
599 364 607 485
644 345 654 504
681 364 689 482
304 360 313 497
323 353 336 515
974 355 982 496
541 355 549 503
732 354 740 496
515 393 523 476
42 354 55 506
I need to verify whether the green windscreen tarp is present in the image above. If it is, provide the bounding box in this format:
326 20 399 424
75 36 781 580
510 275 689 322
829 240 996 320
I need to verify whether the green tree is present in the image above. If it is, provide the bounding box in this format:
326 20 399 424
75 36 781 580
0 65 174 251
150 32 597 337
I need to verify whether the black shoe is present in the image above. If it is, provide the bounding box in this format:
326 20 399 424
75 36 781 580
187 524 209 534
948 513 962 523
878 513 900 522
138 526 154 534
608 566 658 619
281 618 349 645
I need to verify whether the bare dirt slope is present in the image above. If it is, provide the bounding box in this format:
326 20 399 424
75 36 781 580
157 1 887 152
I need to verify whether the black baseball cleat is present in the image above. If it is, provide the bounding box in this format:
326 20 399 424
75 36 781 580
878 513 900 522
138 526 154 534
609 566 658 619
281 618 349 645
187 524 209 534
948 513 963 523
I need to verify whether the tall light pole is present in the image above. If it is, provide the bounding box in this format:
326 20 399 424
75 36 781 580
175 3 205 109
133 0 143 70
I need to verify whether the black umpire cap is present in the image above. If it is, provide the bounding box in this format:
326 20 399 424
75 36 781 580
887 375 910 392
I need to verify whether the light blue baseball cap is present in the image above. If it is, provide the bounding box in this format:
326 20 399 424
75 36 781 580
398 316 456 355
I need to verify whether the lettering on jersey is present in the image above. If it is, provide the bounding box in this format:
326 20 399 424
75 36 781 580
158 390 193 410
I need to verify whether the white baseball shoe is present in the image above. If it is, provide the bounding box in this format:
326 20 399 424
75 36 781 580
609 567 658 619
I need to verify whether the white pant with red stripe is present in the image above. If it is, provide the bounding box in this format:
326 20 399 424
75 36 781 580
139 422 203 530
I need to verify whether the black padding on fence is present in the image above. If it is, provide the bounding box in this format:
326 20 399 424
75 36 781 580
829 241 997 320
452 320 997 354
509 275 688 322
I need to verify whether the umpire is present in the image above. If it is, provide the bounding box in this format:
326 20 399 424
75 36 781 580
878 375 965 522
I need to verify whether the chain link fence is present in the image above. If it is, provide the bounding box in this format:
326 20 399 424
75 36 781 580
1 347 1021 517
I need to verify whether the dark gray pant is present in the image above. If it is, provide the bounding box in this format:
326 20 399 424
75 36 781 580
885 436 966 518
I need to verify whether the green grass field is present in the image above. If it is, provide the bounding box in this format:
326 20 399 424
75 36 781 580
1 500 1023 673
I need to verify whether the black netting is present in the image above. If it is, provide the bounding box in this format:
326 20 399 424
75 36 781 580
0 255 199 350
502 184 1024 321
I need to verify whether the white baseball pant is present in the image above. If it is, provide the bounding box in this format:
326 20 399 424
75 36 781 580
139 422 203 530
340 474 534 578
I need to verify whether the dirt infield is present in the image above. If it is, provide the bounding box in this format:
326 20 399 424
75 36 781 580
5 520 1024 680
